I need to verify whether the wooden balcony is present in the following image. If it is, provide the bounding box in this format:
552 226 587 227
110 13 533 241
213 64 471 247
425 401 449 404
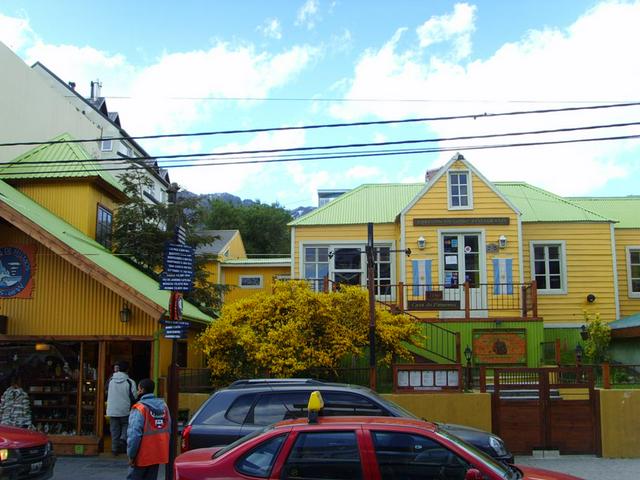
304 278 539 321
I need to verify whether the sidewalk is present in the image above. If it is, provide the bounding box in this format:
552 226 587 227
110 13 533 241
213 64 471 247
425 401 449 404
53 453 167 480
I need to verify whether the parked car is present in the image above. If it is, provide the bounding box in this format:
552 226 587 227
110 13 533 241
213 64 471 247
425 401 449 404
181 378 513 464
175 393 582 480
0 425 56 480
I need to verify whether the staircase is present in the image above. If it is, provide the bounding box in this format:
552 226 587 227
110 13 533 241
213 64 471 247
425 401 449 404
378 301 460 364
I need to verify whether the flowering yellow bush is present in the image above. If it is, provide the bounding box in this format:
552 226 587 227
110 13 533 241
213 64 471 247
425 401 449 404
196 281 421 385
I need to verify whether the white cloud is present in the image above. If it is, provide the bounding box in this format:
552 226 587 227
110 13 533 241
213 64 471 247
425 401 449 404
416 3 476 59
331 1 640 195
0 13 35 52
286 162 332 205
345 165 382 180
296 0 320 29
258 18 282 40
171 128 307 195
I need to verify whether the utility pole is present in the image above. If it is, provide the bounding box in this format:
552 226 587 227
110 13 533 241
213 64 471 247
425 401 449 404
366 222 377 391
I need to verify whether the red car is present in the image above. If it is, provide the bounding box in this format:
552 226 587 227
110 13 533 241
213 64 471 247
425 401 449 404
176 406 582 480
0 425 56 480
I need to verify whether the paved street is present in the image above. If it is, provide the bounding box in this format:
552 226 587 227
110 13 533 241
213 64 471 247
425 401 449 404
51 453 640 479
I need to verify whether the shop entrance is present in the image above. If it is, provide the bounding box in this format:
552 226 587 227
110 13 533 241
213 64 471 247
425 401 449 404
105 341 152 384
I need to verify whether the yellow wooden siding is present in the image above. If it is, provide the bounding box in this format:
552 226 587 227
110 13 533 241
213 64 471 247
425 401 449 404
222 264 291 303
1 226 159 337
405 164 521 317
15 180 118 239
522 222 617 323
225 233 247 259
203 260 221 284
292 223 399 279
615 228 640 317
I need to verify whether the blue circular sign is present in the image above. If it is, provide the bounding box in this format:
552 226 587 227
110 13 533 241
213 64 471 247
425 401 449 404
0 247 31 297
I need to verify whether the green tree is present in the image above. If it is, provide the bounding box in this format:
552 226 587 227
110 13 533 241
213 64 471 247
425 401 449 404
196 281 421 386
583 311 611 363
113 168 227 315
202 199 292 254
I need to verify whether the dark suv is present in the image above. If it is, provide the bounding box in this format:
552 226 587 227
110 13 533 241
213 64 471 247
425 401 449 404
181 379 513 464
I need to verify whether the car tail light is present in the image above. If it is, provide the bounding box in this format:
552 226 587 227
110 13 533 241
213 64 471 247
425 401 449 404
181 425 192 452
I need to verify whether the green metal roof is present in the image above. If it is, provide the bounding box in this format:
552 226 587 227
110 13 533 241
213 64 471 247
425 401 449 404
223 258 291 265
0 133 123 192
609 312 640 330
0 179 211 323
495 182 613 223
289 183 423 226
567 197 640 229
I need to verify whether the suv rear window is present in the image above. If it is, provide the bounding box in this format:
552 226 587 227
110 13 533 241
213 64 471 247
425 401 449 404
226 393 258 424
321 391 386 416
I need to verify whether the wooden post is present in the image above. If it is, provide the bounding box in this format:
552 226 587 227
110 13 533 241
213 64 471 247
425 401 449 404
398 281 404 313
464 282 471 319
602 362 611 389
531 280 538 318
455 333 461 364
521 284 527 318
323 275 329 293
479 366 487 393
555 338 561 365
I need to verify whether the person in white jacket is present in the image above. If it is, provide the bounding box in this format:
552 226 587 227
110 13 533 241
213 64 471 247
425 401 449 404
106 361 137 456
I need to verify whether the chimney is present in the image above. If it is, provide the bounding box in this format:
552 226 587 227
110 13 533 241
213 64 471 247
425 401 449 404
68 81 76 90
90 80 102 100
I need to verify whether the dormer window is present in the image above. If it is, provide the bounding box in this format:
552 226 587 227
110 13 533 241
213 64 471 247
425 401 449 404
448 170 472 209
100 138 113 151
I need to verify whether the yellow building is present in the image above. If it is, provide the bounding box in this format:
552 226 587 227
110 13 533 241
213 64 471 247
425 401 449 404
289 153 639 366
197 229 291 305
0 138 212 454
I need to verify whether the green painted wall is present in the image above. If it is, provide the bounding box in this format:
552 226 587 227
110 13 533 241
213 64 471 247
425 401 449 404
544 327 584 365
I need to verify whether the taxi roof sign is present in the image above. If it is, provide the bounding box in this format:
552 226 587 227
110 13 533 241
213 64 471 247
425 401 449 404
307 390 324 424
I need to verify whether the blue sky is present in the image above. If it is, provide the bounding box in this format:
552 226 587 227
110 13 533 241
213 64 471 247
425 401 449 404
1 0 639 208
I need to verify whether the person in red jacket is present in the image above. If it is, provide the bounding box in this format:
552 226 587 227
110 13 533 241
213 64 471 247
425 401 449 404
126 378 170 480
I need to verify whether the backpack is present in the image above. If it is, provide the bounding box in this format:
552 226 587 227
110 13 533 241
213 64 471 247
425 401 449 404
126 379 137 408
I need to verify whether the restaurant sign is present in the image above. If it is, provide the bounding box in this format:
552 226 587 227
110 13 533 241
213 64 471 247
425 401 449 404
472 329 527 365
408 299 460 310
413 217 510 226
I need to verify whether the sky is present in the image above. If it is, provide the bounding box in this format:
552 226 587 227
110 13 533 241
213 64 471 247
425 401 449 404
1 0 639 208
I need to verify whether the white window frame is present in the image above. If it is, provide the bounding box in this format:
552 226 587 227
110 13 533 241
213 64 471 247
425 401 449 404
239 275 263 289
530 241 568 295
100 138 113 151
447 170 473 210
299 240 396 299
626 246 640 298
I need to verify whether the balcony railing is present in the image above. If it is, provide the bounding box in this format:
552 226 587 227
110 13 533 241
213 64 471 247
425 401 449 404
299 278 539 319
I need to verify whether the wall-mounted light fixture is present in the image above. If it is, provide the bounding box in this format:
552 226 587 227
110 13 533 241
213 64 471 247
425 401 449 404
498 235 507 249
586 293 596 303
417 236 426 250
35 343 51 351
120 303 132 323
580 324 590 341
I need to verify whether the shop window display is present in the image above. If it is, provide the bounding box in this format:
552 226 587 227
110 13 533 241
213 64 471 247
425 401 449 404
0 342 98 436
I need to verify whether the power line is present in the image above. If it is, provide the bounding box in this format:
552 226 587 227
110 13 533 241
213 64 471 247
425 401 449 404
4 120 639 167
3 133 639 177
2 101 639 148
92 94 640 105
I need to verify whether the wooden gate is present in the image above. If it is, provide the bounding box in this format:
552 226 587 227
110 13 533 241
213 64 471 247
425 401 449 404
490 367 600 455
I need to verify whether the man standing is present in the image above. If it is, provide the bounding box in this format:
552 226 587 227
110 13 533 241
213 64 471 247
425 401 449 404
127 378 170 480
106 361 136 456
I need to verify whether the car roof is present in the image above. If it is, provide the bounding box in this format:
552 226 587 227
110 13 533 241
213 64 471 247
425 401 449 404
274 416 438 431
224 379 374 393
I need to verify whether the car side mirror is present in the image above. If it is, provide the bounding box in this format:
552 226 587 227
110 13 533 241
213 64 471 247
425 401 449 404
465 468 483 480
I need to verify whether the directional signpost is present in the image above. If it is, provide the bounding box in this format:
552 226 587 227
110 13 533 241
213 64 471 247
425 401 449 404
160 224 194 480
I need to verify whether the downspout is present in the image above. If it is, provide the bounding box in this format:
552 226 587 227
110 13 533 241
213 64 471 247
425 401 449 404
400 213 406 310
517 215 524 283
610 223 620 320
290 226 296 278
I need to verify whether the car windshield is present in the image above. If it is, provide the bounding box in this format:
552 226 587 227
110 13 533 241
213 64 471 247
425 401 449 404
212 425 273 459
436 429 520 480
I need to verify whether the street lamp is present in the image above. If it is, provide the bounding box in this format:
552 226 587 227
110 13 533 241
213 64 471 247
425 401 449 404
575 344 584 366
464 345 473 391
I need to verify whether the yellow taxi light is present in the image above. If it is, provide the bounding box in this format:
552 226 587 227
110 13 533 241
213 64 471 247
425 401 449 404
307 391 324 423
0 448 8 461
